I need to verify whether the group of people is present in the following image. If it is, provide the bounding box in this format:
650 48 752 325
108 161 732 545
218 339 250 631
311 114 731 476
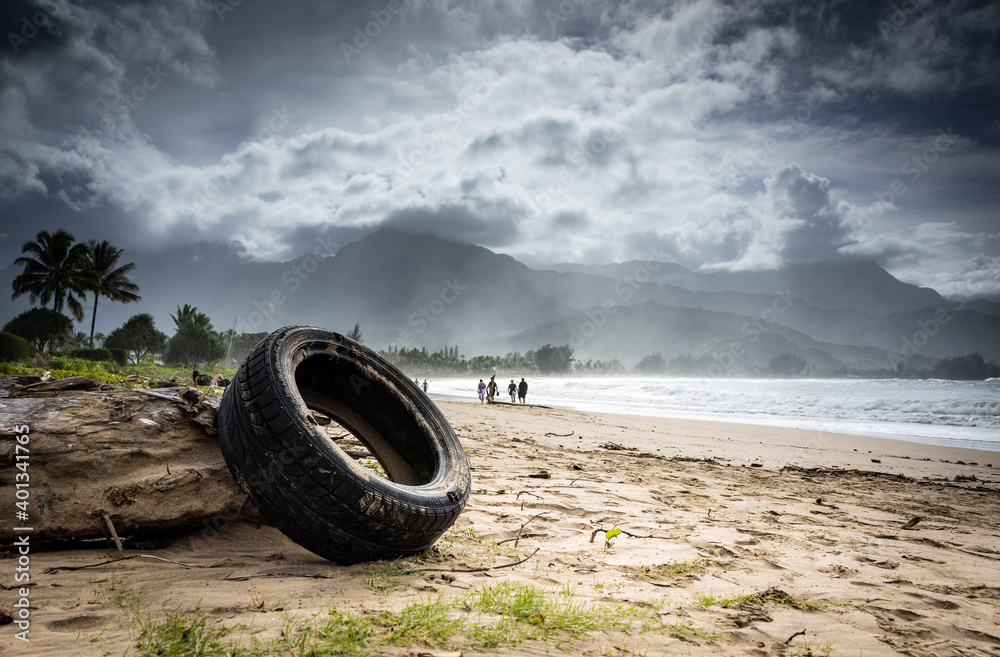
478 375 528 404
414 378 429 393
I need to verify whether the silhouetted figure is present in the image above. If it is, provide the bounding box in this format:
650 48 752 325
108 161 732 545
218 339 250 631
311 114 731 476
517 377 528 404
486 376 498 404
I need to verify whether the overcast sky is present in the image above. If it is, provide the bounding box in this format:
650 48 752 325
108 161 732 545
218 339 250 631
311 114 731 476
1 0 998 298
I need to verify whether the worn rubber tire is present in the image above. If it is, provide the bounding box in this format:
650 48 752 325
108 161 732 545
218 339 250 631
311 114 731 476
217 325 471 564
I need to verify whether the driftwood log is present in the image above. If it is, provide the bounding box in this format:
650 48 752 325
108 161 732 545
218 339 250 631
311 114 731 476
0 375 252 548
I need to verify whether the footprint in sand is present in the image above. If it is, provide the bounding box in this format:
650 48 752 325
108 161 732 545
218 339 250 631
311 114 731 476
45 614 112 632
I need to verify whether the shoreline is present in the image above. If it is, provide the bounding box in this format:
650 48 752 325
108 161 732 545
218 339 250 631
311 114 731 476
435 400 999 480
430 391 1000 456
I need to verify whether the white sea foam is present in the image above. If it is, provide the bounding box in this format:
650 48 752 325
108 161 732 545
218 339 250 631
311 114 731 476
427 376 1000 452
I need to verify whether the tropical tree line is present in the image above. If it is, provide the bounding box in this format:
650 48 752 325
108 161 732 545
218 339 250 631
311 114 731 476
633 350 999 380
380 343 627 376
2 229 225 368
11 229 140 348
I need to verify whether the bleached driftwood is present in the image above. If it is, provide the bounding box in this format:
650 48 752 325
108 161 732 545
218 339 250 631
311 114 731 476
0 376 250 547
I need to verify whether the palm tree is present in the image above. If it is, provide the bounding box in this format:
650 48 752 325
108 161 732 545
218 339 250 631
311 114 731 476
11 229 92 321
83 240 141 348
61 331 91 350
170 303 213 331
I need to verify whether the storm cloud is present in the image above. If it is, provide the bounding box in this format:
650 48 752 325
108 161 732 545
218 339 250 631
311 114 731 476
1 0 998 297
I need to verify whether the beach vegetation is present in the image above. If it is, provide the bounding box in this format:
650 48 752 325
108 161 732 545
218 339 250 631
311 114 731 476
527 343 575 373
357 456 387 478
166 304 225 367
380 344 539 375
96 572 669 656
0 331 32 361
381 594 464 646
629 556 729 580
691 588 825 611
346 321 364 344
132 604 249 656
60 329 92 350
81 239 141 349
604 527 622 551
782 638 837 656
2 307 73 352
11 229 92 321
933 351 1000 380
363 558 408 594
104 313 169 365
667 620 728 643
635 352 666 374
418 542 450 563
443 526 520 561
576 357 627 374
768 352 808 376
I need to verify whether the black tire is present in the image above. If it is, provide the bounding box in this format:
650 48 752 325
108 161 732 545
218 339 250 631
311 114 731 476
217 325 471 564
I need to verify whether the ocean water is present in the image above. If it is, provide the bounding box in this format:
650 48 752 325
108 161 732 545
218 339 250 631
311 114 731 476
427 376 1000 453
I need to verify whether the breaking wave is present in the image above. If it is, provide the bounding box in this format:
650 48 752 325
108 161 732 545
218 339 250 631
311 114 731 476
430 376 1000 451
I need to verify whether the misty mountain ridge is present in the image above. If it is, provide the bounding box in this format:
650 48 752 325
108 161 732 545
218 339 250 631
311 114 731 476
538 259 951 316
1 227 997 371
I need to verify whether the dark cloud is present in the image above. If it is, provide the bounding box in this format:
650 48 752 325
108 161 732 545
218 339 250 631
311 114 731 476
381 202 521 247
766 162 856 263
0 0 997 297
266 223 368 262
551 211 589 229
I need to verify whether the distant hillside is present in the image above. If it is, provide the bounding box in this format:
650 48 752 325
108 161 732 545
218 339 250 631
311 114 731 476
1 228 996 370
538 259 950 315
494 302 937 373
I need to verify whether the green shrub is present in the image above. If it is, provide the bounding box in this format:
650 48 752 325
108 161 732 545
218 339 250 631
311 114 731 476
0 332 32 362
69 347 114 362
107 348 129 366
50 357 69 370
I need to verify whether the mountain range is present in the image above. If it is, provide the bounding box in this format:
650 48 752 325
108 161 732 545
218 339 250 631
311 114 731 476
2 228 998 373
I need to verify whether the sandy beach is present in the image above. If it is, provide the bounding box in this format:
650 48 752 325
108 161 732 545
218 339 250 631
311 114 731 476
5 399 999 656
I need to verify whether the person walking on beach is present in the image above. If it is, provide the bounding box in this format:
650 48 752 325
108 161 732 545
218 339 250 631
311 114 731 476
507 379 517 403
477 379 486 403
486 376 499 404
517 377 528 404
